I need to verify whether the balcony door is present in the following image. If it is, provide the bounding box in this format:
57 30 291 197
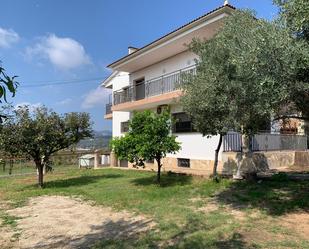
134 78 145 101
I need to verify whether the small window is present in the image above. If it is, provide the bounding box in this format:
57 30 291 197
172 112 195 133
177 158 190 168
121 121 129 133
146 159 154 164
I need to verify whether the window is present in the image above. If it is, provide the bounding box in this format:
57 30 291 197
172 112 195 133
177 158 190 168
146 159 154 164
121 121 129 133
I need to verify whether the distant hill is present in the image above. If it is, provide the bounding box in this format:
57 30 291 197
77 130 112 150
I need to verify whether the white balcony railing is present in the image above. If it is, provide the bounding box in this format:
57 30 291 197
113 65 196 105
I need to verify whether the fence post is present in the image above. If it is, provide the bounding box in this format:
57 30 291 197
94 150 101 169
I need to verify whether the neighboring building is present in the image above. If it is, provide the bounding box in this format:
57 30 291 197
79 154 95 168
102 2 308 175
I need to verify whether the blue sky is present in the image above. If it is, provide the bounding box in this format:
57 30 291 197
0 0 278 131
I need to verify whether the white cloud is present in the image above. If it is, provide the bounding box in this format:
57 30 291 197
56 98 72 106
26 34 91 70
82 87 110 109
0 27 20 48
15 102 42 112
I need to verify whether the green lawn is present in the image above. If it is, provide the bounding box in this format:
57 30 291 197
0 168 308 249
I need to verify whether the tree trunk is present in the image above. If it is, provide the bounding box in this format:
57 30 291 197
213 134 223 181
9 159 13 175
156 158 161 184
36 161 44 188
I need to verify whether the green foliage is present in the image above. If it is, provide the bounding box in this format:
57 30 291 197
111 110 180 182
274 0 309 121
183 9 309 136
274 0 309 41
0 105 93 186
0 65 18 104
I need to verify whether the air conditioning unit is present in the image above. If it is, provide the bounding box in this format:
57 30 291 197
157 105 169 114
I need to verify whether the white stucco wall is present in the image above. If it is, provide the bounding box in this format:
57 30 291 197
112 71 130 91
170 134 222 161
107 71 131 138
109 51 223 161
130 50 198 83
169 104 222 161
112 111 131 137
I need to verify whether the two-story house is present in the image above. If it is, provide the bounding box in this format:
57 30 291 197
102 3 236 174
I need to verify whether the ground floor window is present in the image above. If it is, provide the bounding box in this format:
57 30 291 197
177 158 190 168
120 121 129 133
172 112 195 133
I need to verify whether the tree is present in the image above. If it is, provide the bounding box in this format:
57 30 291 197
182 10 297 178
0 105 92 187
0 106 22 174
111 110 181 183
274 0 309 41
274 0 309 122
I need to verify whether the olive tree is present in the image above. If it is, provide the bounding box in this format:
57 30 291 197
182 10 300 178
274 0 309 122
111 110 181 183
0 105 93 187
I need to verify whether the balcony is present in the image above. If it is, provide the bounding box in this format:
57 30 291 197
113 65 196 108
104 95 113 119
106 103 112 114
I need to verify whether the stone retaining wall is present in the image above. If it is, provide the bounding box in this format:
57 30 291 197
110 150 308 177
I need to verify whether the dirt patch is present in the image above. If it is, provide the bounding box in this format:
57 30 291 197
0 227 18 249
6 196 155 249
281 212 309 238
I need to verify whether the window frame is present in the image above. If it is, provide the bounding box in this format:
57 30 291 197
172 112 196 133
120 121 129 133
177 158 190 168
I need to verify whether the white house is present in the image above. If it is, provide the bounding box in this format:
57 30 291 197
102 3 236 175
102 2 308 175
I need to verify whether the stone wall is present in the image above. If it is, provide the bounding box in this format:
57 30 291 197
294 151 309 167
110 150 309 176
222 150 308 175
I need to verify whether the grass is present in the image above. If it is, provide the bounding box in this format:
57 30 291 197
0 168 308 248
0 162 77 176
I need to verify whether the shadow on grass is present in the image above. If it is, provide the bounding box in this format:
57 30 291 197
168 233 258 249
131 172 192 187
25 218 156 249
215 173 309 216
164 212 258 249
41 174 124 189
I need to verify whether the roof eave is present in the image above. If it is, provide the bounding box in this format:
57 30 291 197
107 4 236 70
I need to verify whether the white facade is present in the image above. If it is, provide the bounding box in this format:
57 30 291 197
130 51 197 84
102 4 236 169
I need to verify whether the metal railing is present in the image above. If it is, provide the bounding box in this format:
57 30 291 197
113 65 196 105
105 103 112 115
251 132 308 151
223 132 242 152
223 131 308 152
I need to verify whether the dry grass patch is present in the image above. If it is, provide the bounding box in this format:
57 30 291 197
6 195 155 249
280 212 309 239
